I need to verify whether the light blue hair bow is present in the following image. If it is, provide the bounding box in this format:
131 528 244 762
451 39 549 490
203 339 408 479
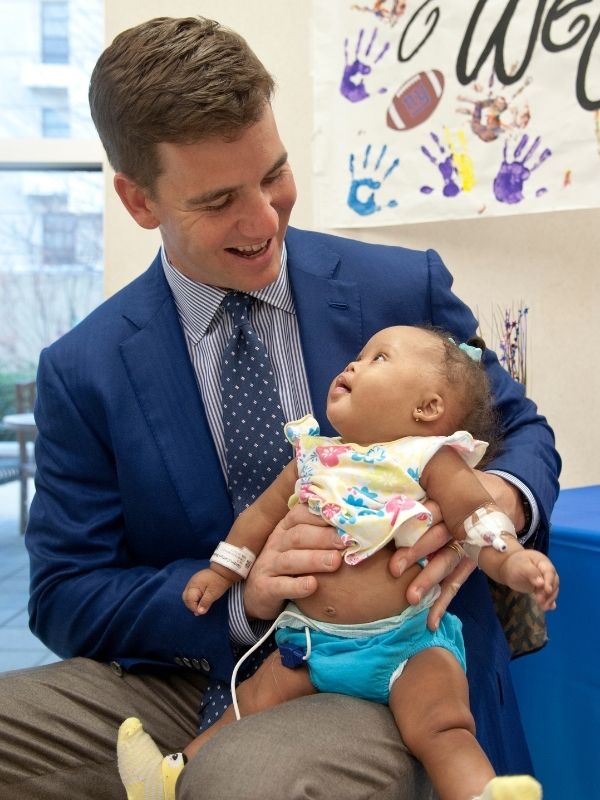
458 342 482 362
448 337 483 363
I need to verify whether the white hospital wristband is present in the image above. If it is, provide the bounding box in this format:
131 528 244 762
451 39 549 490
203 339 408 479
210 542 256 578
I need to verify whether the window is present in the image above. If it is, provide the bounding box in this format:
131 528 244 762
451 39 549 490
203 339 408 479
43 211 76 264
42 108 70 138
0 0 104 383
41 1 69 64
0 170 103 369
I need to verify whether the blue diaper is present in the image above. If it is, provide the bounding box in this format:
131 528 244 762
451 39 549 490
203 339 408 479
275 606 465 705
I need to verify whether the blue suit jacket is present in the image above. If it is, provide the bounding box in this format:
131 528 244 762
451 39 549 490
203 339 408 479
27 227 560 773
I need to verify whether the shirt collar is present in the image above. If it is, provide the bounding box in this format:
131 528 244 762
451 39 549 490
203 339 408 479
161 241 293 344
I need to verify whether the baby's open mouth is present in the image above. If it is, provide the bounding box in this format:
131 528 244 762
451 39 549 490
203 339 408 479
334 375 351 393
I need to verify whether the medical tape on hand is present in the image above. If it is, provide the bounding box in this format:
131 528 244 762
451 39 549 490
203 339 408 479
210 542 256 578
460 506 517 562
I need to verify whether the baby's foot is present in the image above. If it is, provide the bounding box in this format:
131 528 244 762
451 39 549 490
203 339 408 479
478 775 542 799
117 717 185 800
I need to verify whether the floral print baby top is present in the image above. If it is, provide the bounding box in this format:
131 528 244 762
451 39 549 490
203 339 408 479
284 414 487 565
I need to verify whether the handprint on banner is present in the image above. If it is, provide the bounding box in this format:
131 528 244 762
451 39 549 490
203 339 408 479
445 129 475 192
340 28 390 103
347 144 399 216
493 135 552 204
420 130 475 198
351 1 407 28
456 70 532 144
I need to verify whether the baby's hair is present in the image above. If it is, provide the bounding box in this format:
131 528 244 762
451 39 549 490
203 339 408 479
423 326 499 454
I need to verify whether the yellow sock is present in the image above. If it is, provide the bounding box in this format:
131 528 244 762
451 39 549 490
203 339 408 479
478 775 542 800
117 717 185 800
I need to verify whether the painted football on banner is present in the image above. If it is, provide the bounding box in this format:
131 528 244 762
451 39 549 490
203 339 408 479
386 70 445 131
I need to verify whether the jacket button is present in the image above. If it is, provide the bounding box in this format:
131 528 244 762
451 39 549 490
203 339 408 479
110 661 123 676
200 658 211 673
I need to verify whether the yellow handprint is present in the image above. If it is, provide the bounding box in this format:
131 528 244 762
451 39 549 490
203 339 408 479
444 128 475 193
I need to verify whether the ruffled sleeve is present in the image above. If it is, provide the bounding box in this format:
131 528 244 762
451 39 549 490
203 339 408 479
415 430 488 474
284 414 321 445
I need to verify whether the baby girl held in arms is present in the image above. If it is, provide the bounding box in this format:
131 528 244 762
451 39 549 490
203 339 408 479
119 325 558 800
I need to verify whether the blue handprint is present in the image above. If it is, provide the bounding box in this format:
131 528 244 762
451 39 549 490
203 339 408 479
420 132 461 198
347 144 399 216
493 135 552 204
340 28 390 103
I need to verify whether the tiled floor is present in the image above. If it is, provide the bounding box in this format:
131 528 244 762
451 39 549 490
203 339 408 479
0 480 60 672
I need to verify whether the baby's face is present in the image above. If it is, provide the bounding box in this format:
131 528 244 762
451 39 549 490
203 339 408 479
326 326 445 445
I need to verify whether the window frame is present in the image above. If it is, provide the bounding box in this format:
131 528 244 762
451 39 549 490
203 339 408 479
0 140 103 172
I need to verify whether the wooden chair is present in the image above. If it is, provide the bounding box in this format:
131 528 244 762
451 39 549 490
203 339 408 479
14 381 37 534
0 381 37 533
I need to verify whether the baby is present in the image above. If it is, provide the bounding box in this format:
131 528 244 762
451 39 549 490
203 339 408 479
118 325 558 800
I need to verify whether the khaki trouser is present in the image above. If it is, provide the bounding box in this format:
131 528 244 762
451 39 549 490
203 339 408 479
0 657 434 799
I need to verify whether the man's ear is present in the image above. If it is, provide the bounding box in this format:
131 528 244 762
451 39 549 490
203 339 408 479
113 173 160 230
413 393 445 423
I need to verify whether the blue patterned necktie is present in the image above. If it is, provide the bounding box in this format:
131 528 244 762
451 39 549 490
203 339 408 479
199 292 289 732
220 291 289 515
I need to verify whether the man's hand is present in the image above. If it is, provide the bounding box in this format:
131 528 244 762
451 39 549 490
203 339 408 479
243 504 345 621
388 473 526 630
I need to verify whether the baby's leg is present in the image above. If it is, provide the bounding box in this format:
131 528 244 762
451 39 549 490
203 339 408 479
389 647 493 800
389 648 543 800
184 651 316 759
118 652 315 799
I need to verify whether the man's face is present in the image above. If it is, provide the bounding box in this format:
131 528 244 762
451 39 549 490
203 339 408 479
141 106 297 292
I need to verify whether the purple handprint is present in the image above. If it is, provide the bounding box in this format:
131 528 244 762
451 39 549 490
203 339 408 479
493 135 552 204
340 28 390 103
420 132 460 198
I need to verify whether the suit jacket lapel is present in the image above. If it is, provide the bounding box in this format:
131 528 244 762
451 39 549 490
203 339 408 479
286 229 362 436
119 258 230 526
116 234 364 524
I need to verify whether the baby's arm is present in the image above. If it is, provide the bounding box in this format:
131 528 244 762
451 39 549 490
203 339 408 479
182 461 297 615
420 447 558 610
478 538 558 610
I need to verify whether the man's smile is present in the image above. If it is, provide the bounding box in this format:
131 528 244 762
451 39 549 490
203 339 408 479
226 239 270 258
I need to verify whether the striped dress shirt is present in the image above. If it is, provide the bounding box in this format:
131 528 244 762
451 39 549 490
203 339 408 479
162 243 313 645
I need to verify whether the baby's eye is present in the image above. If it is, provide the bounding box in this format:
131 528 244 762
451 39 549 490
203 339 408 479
373 353 386 362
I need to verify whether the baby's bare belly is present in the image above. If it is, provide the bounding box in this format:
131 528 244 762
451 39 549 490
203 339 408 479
295 546 421 624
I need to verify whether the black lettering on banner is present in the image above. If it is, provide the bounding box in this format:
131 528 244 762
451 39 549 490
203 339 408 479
397 0 440 62
455 0 599 110
576 10 599 109
456 0 546 85
541 0 591 52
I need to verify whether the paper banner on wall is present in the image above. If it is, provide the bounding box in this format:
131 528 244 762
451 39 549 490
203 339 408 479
311 0 600 228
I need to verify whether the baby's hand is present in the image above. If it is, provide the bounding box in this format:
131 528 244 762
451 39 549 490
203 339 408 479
497 550 559 611
182 568 233 616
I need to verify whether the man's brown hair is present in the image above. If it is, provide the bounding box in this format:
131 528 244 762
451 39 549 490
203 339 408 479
89 16 275 192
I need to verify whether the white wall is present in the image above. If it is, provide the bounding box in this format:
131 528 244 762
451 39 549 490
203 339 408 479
103 0 600 489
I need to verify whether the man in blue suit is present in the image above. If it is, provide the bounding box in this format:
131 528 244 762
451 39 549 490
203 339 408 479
0 16 560 800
